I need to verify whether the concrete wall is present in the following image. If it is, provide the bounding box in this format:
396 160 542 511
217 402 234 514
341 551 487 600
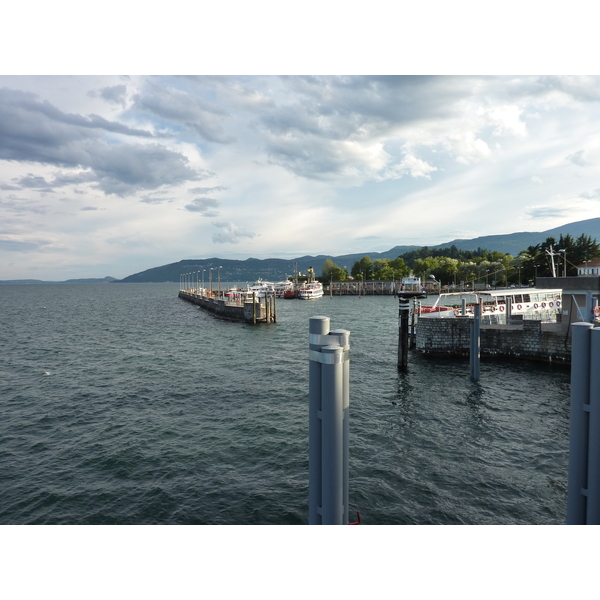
415 317 571 363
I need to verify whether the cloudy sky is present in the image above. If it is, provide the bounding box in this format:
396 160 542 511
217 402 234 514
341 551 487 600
2 74 600 280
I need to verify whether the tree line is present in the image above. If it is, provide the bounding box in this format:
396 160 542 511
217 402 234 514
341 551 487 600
320 235 600 286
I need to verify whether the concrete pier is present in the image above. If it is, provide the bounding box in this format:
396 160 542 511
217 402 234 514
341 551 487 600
178 290 276 324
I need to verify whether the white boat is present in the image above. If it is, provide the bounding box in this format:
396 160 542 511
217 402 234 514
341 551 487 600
398 276 425 294
297 281 324 300
273 280 294 298
246 280 275 298
418 288 563 322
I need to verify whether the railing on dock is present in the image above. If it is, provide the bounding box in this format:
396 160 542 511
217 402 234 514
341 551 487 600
178 288 276 324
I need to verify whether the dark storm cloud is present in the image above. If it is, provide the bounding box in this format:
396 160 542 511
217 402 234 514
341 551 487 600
185 197 220 216
133 83 233 143
0 87 201 195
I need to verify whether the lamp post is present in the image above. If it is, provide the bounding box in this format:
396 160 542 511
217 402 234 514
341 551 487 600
218 266 222 295
559 249 567 277
202 269 206 294
209 268 213 295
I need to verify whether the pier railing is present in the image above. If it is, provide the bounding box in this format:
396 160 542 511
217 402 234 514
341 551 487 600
178 289 276 324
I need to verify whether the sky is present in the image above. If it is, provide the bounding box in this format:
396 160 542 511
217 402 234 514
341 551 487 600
3 74 600 281
2 4 600 281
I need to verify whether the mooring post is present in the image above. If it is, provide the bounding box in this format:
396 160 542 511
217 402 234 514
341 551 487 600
397 296 410 370
470 302 481 382
410 299 417 349
587 327 600 524
308 316 350 525
567 321 593 524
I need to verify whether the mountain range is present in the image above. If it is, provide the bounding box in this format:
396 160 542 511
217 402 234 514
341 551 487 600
3 218 599 284
117 217 600 283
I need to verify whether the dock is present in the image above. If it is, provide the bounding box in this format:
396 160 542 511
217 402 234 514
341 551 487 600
178 289 276 324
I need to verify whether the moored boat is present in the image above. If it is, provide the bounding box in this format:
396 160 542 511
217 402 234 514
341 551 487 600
297 282 324 300
418 288 563 322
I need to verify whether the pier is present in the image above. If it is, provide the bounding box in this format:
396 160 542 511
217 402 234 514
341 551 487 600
178 289 276 324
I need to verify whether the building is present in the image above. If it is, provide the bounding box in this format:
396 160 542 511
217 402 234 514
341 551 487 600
577 258 600 276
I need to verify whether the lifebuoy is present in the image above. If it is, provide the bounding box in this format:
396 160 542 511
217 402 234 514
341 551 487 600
556 301 561 307
594 306 600 317
533 303 538 309
491 306 496 312
499 305 505 312
549 302 554 308
517 304 522 310
454 309 460 316
541 302 546 308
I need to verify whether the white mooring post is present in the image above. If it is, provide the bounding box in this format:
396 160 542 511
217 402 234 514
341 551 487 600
567 321 600 524
309 316 350 525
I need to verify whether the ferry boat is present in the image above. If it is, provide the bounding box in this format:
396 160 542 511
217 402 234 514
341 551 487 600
297 281 324 300
418 288 563 323
274 280 294 298
246 280 275 298
397 276 425 294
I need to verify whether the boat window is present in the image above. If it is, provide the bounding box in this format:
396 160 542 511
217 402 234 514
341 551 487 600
523 294 531 303
514 295 523 303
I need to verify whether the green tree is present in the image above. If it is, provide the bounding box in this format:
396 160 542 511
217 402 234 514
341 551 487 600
351 256 374 280
321 258 347 281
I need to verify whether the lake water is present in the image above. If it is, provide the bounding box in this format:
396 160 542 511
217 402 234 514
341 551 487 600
0 283 571 524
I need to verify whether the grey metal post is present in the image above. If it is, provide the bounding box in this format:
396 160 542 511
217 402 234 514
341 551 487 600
470 302 481 382
309 316 328 525
567 322 593 524
398 297 410 370
308 317 350 525
330 329 350 525
461 298 466 316
320 345 344 524
587 327 600 524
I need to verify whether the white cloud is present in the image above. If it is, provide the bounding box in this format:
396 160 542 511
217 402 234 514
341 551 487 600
3 75 600 279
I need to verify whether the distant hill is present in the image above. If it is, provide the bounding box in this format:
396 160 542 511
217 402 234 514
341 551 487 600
63 276 118 284
0 276 118 285
118 217 600 282
435 217 600 255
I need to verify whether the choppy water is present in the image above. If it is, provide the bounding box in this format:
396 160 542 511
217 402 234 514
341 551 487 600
0 283 570 524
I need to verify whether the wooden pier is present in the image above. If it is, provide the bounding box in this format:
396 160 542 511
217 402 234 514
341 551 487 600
178 289 276 324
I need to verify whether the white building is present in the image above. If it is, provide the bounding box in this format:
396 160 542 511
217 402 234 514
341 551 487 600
577 259 600 276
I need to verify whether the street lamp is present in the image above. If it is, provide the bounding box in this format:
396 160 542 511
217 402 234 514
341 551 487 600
218 266 222 295
559 249 566 277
